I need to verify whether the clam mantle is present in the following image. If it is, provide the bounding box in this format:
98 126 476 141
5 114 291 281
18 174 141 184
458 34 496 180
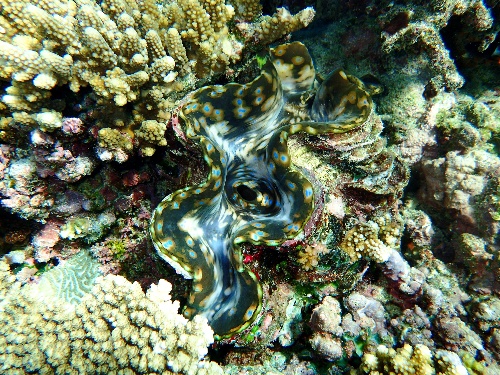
150 42 372 337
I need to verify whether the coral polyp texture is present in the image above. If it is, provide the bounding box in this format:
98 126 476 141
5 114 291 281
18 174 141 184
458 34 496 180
0 0 315 160
150 41 374 337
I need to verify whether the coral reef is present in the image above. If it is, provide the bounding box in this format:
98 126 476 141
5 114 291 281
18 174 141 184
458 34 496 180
0 256 222 374
0 0 499 374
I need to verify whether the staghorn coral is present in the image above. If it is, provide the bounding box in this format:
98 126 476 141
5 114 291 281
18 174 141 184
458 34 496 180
0 255 223 374
1 1 498 372
0 0 315 160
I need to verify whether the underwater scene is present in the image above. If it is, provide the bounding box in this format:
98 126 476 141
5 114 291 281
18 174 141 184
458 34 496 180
0 0 499 374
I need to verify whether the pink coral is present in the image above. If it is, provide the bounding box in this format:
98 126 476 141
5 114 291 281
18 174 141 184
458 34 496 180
32 219 62 262
61 117 84 135
0 154 54 221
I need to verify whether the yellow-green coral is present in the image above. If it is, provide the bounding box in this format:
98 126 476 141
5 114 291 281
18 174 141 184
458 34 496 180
340 214 403 263
297 243 327 271
0 256 223 374
355 344 470 375
134 119 168 156
236 6 316 45
231 0 262 21
97 127 134 162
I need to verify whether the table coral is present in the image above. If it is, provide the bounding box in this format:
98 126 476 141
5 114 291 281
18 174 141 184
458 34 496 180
0 255 223 374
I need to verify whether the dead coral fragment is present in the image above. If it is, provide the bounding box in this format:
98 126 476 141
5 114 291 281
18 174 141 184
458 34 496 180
380 0 495 92
356 344 469 375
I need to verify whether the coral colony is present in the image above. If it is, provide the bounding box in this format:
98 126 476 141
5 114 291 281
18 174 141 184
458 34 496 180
1 0 499 374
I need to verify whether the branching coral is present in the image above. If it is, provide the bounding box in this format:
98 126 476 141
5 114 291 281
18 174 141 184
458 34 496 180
297 243 327 271
340 214 425 298
236 7 316 45
355 344 469 375
0 0 316 160
0 255 223 374
340 214 403 263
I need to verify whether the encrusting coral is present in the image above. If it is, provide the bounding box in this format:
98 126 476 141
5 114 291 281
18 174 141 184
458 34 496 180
0 150 54 221
0 255 223 374
36 250 101 304
0 0 315 160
